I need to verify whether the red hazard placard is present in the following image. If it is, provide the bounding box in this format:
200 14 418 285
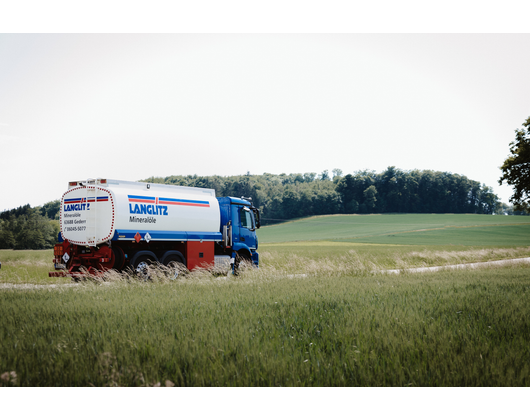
134 232 142 243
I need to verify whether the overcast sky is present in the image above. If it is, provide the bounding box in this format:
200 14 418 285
1 32 529 211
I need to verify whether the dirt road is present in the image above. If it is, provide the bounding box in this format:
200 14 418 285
383 257 530 274
1 258 529 289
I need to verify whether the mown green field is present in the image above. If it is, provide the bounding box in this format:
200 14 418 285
259 213 530 246
1 214 529 386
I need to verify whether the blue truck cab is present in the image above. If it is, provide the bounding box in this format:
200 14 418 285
217 197 260 267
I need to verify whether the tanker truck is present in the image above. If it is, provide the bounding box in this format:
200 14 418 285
49 178 260 277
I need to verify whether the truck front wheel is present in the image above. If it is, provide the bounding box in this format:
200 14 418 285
234 251 251 275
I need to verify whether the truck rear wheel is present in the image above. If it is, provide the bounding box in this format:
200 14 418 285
112 246 125 270
161 251 186 279
131 251 158 281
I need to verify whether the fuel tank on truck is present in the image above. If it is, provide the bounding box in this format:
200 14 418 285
60 179 222 246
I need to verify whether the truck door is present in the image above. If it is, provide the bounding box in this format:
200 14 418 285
236 206 257 250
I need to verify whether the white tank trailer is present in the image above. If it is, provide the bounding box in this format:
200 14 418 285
49 179 260 277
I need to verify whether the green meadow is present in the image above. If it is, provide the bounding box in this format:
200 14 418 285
1 213 530 386
259 213 530 246
0 249 70 286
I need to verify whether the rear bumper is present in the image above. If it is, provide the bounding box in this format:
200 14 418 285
49 271 69 277
48 271 94 278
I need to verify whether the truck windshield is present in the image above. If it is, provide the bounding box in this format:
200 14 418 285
240 207 254 230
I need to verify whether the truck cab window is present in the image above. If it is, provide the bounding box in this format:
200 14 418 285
240 207 254 230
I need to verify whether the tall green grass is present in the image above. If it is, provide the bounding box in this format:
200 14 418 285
1 213 530 387
260 243 530 273
1 259 530 386
0 250 70 285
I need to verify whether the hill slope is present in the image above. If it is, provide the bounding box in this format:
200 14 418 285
258 214 530 246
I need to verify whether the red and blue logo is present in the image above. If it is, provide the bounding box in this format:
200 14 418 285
63 196 108 211
128 195 210 216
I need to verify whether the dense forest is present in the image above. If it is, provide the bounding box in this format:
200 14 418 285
0 201 60 249
0 167 523 249
144 167 502 223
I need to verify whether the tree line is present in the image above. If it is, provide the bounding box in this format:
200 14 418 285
144 166 505 224
0 202 60 249
0 167 522 249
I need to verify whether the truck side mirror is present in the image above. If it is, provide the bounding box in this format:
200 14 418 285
252 207 261 229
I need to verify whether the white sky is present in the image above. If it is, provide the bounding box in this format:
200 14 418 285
1 4 530 211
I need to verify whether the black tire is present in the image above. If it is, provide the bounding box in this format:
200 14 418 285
161 251 186 266
112 246 125 270
233 251 251 276
161 251 186 279
131 251 158 281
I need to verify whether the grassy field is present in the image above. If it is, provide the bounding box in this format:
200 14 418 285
0 250 70 286
259 213 530 246
1 264 529 386
1 214 530 386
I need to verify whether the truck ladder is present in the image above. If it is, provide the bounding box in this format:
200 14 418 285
85 179 97 247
